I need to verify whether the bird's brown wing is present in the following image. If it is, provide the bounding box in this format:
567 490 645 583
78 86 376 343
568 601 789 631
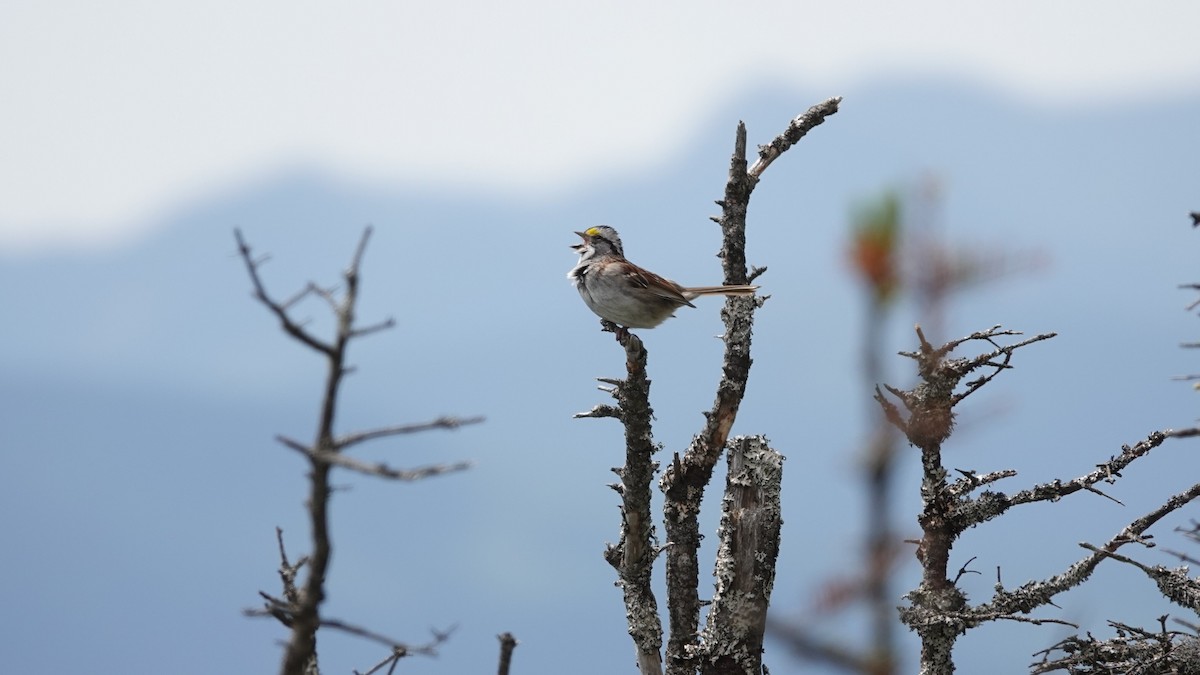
624 265 696 307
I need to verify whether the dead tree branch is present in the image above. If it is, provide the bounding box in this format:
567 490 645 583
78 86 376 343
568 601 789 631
660 107 834 674
876 323 1200 673
1030 484 1200 674
236 228 476 674
697 436 784 672
1032 617 1200 674
576 101 838 675
749 97 843 178
964 479 1200 629
956 430 1169 530
496 632 519 675
877 324 1054 674
588 333 665 675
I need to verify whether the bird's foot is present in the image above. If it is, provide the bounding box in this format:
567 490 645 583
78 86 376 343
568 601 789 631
600 319 632 345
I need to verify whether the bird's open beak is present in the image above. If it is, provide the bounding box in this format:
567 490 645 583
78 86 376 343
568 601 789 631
570 231 588 250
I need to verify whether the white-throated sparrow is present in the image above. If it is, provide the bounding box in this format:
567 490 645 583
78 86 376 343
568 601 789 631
568 225 759 332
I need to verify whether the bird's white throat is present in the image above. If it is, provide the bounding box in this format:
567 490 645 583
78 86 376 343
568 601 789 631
567 244 595 286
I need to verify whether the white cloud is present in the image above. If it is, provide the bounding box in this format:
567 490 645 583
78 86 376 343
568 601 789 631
3 0 1198 248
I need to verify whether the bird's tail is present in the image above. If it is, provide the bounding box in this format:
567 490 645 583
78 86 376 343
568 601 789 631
683 285 759 299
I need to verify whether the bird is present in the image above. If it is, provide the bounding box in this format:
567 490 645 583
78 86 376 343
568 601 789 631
567 225 759 334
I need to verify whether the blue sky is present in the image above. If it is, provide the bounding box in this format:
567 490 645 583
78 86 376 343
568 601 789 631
2 2 1200 249
3 3 1200 675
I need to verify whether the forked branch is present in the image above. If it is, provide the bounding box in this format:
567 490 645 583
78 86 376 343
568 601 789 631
576 102 839 675
236 229 476 674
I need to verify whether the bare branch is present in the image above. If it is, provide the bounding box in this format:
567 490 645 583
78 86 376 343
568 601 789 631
234 229 334 356
975 613 1078 629
321 618 454 655
947 468 1018 498
275 527 307 606
610 334 666 675
236 227 382 674
353 649 405 675
335 415 485 451
1032 618 1199 673
275 434 309 454
873 385 909 435
282 440 473 481
949 430 1172 539
952 556 981 585
882 325 1055 450
573 405 621 420
308 282 342 315
1075 480 1200 612
249 536 455 667
349 317 397 339
280 284 319 311
698 436 784 673
970 480 1200 624
1007 431 1168 508
496 632 519 675
577 332 663 674
885 325 1056 673
951 331 1057 404
662 121 760 670
321 453 472 481
665 106 834 672
238 228 476 675
575 104 837 675
349 226 374 275
748 96 843 177
1083 484 1125 507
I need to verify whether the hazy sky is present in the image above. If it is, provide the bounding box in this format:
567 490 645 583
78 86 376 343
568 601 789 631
4 1 1200 249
